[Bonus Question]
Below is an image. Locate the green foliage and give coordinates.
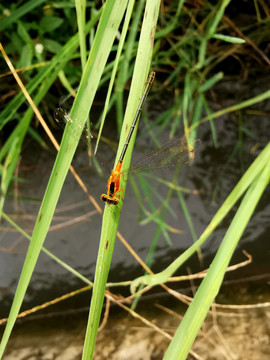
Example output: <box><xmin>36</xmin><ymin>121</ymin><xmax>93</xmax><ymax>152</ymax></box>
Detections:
<box><xmin>1</xmin><ymin>0</ymin><xmax>270</xmax><ymax>359</ymax></box>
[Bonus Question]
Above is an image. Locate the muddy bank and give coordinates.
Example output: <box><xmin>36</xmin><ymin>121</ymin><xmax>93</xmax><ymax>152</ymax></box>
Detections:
<box><xmin>3</xmin><ymin>289</ymin><xmax>270</xmax><ymax>360</ymax></box>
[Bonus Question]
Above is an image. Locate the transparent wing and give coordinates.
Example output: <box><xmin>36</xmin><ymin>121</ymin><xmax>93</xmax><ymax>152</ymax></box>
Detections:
<box><xmin>54</xmin><ymin>107</ymin><xmax>200</xmax><ymax>176</ymax></box>
<box><xmin>124</xmin><ymin>137</ymin><xmax>200</xmax><ymax>175</ymax></box>
<box><xmin>54</xmin><ymin>107</ymin><xmax>93</xmax><ymax>149</ymax></box>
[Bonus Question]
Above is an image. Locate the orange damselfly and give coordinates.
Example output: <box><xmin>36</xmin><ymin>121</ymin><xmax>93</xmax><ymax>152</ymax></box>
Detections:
<box><xmin>100</xmin><ymin>72</ymin><xmax>156</xmax><ymax>205</ymax></box>
<box><xmin>54</xmin><ymin>72</ymin><xmax>199</xmax><ymax>206</ymax></box>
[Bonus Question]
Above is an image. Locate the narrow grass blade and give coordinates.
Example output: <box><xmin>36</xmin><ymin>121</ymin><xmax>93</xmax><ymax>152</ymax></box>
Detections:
<box><xmin>94</xmin><ymin>0</ymin><xmax>136</xmax><ymax>154</ymax></box>
<box><xmin>1</xmin><ymin>212</ymin><xmax>93</xmax><ymax>286</ymax></box>
<box><xmin>0</xmin><ymin>0</ymin><xmax>46</xmax><ymax>32</ymax></box>
<box><xmin>130</xmin><ymin>143</ymin><xmax>270</xmax><ymax>293</ymax></box>
<box><xmin>163</xmin><ymin>157</ymin><xmax>270</xmax><ymax>360</ymax></box>
<box><xmin>0</xmin><ymin>137</ymin><xmax>20</xmax><ymax>217</ymax></box>
<box><xmin>75</xmin><ymin>0</ymin><xmax>87</xmax><ymax>70</ymax></box>
<box><xmin>82</xmin><ymin>2</ymin><xmax>161</xmax><ymax>358</ymax></box>
<box><xmin>190</xmin><ymin>89</ymin><xmax>270</xmax><ymax>132</ymax></box>
<box><xmin>0</xmin><ymin>1</ymin><xmax>126</xmax><ymax>357</ymax></box>
<box><xmin>0</xmin><ymin>11</ymin><xmax>102</xmax><ymax>130</ymax></box>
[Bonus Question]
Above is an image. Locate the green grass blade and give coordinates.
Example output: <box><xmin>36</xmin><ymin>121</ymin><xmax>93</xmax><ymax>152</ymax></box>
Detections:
<box><xmin>130</xmin><ymin>143</ymin><xmax>270</xmax><ymax>293</ymax></box>
<box><xmin>114</xmin><ymin>0</ymin><xmax>145</xmax><ymax>131</ymax></box>
<box><xmin>0</xmin><ymin>1</ymin><xmax>127</xmax><ymax>357</ymax></box>
<box><xmin>213</xmin><ymin>33</ymin><xmax>245</xmax><ymax>43</ymax></box>
<box><xmin>163</xmin><ymin>157</ymin><xmax>270</xmax><ymax>360</ymax></box>
<box><xmin>177</xmin><ymin>191</ymin><xmax>198</xmax><ymax>244</ymax></box>
<box><xmin>0</xmin><ymin>137</ymin><xmax>20</xmax><ymax>217</ymax></box>
<box><xmin>198</xmin><ymin>0</ymin><xmax>231</xmax><ymax>67</ymax></box>
<box><xmin>94</xmin><ymin>0</ymin><xmax>136</xmax><ymax>154</ymax></box>
<box><xmin>191</xmin><ymin>88</ymin><xmax>270</xmax><ymax>132</ymax></box>
<box><xmin>1</xmin><ymin>212</ymin><xmax>93</xmax><ymax>286</ymax></box>
<box><xmin>81</xmin><ymin>1</ymin><xmax>161</xmax><ymax>358</ymax></box>
<box><xmin>0</xmin><ymin>10</ymin><xmax>102</xmax><ymax>130</ymax></box>
<box><xmin>75</xmin><ymin>0</ymin><xmax>87</xmax><ymax>70</ymax></box>
<box><xmin>0</xmin><ymin>0</ymin><xmax>47</xmax><ymax>32</ymax></box>
<box><xmin>0</xmin><ymin>45</ymin><xmax>90</xmax><ymax>220</ymax></box>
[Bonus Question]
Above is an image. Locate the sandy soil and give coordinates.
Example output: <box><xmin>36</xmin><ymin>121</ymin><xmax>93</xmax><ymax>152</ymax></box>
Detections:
<box><xmin>2</xmin><ymin>298</ymin><xmax>270</xmax><ymax>360</ymax></box>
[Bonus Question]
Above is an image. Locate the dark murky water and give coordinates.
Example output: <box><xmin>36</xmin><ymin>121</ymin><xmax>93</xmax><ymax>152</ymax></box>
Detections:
<box><xmin>1</xmin><ymin>75</ymin><xmax>270</xmax><ymax>320</ymax></box>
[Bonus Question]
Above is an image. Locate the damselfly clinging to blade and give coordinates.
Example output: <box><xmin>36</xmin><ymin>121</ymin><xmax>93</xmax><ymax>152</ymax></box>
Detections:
<box><xmin>54</xmin><ymin>72</ymin><xmax>200</xmax><ymax>206</ymax></box>
<box><xmin>100</xmin><ymin>72</ymin><xmax>200</xmax><ymax>206</ymax></box>
<box><xmin>100</xmin><ymin>72</ymin><xmax>156</xmax><ymax>205</ymax></box>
